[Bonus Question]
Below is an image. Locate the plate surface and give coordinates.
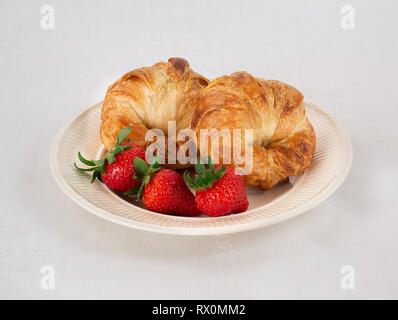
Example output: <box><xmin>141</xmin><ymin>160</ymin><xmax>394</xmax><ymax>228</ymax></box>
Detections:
<box><xmin>50</xmin><ymin>101</ymin><xmax>352</xmax><ymax>235</ymax></box>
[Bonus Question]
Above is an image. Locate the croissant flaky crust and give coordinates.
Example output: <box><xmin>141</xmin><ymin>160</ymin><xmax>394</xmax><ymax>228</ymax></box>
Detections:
<box><xmin>100</xmin><ymin>58</ymin><xmax>209</xmax><ymax>161</ymax></box>
<box><xmin>192</xmin><ymin>72</ymin><xmax>316</xmax><ymax>190</ymax></box>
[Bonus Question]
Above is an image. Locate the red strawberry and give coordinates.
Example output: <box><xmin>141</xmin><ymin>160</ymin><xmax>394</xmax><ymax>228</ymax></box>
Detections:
<box><xmin>74</xmin><ymin>126</ymin><xmax>147</xmax><ymax>192</ymax></box>
<box><xmin>101</xmin><ymin>145</ymin><xmax>146</xmax><ymax>191</ymax></box>
<box><xmin>141</xmin><ymin>169</ymin><xmax>200</xmax><ymax>216</ymax></box>
<box><xmin>184</xmin><ymin>159</ymin><xmax>249</xmax><ymax>216</ymax></box>
<box><xmin>123</xmin><ymin>155</ymin><xmax>199</xmax><ymax>216</ymax></box>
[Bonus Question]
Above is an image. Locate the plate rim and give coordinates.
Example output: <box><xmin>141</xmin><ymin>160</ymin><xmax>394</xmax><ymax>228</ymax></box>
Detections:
<box><xmin>50</xmin><ymin>100</ymin><xmax>353</xmax><ymax>236</ymax></box>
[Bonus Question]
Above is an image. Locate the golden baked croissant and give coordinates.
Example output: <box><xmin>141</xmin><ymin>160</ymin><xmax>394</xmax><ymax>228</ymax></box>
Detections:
<box><xmin>100</xmin><ymin>57</ymin><xmax>209</xmax><ymax>166</ymax></box>
<box><xmin>192</xmin><ymin>72</ymin><xmax>316</xmax><ymax>190</ymax></box>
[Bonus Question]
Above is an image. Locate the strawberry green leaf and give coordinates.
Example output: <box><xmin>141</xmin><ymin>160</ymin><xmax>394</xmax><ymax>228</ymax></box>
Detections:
<box><xmin>105</xmin><ymin>153</ymin><xmax>116</xmax><ymax>165</ymax></box>
<box><xmin>133</xmin><ymin>172</ymin><xmax>141</xmax><ymax>180</ymax></box>
<box><xmin>78</xmin><ymin>152</ymin><xmax>96</xmax><ymax>166</ymax></box>
<box><xmin>91</xmin><ymin>171</ymin><xmax>101</xmax><ymax>183</ymax></box>
<box><xmin>112</xmin><ymin>145</ymin><xmax>123</xmax><ymax>154</ymax></box>
<box><xmin>204</xmin><ymin>170</ymin><xmax>213</xmax><ymax>183</ymax></box>
<box><xmin>183</xmin><ymin>171</ymin><xmax>196</xmax><ymax>189</ymax></box>
<box><xmin>134</xmin><ymin>157</ymin><xmax>148</xmax><ymax>175</ymax></box>
<box><xmin>92</xmin><ymin>159</ymin><xmax>105</xmax><ymax>166</ymax></box>
<box><xmin>125</xmin><ymin>183</ymin><xmax>145</xmax><ymax>200</ymax></box>
<box><xmin>195</xmin><ymin>162</ymin><xmax>205</xmax><ymax>175</ymax></box>
<box><xmin>142</xmin><ymin>175</ymin><xmax>150</xmax><ymax>185</ymax></box>
<box><xmin>116</xmin><ymin>126</ymin><xmax>132</xmax><ymax>145</ymax></box>
<box><xmin>195</xmin><ymin>175</ymin><xmax>205</xmax><ymax>187</ymax></box>
<box><xmin>123</xmin><ymin>184</ymin><xmax>141</xmax><ymax>195</ymax></box>
<box><xmin>207</xmin><ymin>157</ymin><xmax>214</xmax><ymax>171</ymax></box>
<box><xmin>214</xmin><ymin>167</ymin><xmax>227</xmax><ymax>180</ymax></box>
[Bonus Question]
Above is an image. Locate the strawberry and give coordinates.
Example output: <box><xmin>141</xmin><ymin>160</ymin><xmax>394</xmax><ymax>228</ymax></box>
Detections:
<box><xmin>183</xmin><ymin>158</ymin><xmax>249</xmax><ymax>216</ymax></box>
<box><xmin>124</xmin><ymin>156</ymin><xmax>200</xmax><ymax>216</ymax></box>
<box><xmin>74</xmin><ymin>127</ymin><xmax>147</xmax><ymax>192</ymax></box>
<box><xmin>100</xmin><ymin>145</ymin><xmax>146</xmax><ymax>191</ymax></box>
<box><xmin>142</xmin><ymin>170</ymin><xmax>200</xmax><ymax>216</ymax></box>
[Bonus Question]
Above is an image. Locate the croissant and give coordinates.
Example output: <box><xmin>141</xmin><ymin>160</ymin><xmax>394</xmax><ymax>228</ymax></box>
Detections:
<box><xmin>191</xmin><ymin>72</ymin><xmax>316</xmax><ymax>190</ymax></box>
<box><xmin>100</xmin><ymin>57</ymin><xmax>209</xmax><ymax>167</ymax></box>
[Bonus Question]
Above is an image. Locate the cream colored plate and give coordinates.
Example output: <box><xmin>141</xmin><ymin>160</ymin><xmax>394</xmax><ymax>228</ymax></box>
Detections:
<box><xmin>50</xmin><ymin>101</ymin><xmax>352</xmax><ymax>235</ymax></box>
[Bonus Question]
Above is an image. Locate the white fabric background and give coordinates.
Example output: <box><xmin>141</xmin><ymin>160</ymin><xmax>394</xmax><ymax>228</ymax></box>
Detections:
<box><xmin>0</xmin><ymin>0</ymin><xmax>397</xmax><ymax>299</ymax></box>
